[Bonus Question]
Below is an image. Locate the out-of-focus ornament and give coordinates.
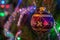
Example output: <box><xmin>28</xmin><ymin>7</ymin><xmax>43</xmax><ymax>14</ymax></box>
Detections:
<box><xmin>31</xmin><ymin>7</ymin><xmax>54</xmax><ymax>32</ymax></box>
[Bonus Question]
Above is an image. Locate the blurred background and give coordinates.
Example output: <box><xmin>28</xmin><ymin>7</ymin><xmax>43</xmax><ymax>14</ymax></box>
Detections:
<box><xmin>0</xmin><ymin>0</ymin><xmax>60</xmax><ymax>40</ymax></box>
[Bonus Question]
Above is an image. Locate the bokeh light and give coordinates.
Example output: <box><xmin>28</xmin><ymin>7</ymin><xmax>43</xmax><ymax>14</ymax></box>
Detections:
<box><xmin>1</xmin><ymin>5</ymin><xmax>5</xmax><ymax>8</ymax></box>
<box><xmin>6</xmin><ymin>4</ymin><xmax>10</xmax><ymax>8</ymax></box>
<box><xmin>1</xmin><ymin>0</ymin><xmax>5</xmax><ymax>4</ymax></box>
<box><xmin>0</xmin><ymin>12</ymin><xmax>5</xmax><ymax>17</ymax></box>
<box><xmin>17</xmin><ymin>37</ymin><xmax>21</xmax><ymax>40</ymax></box>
